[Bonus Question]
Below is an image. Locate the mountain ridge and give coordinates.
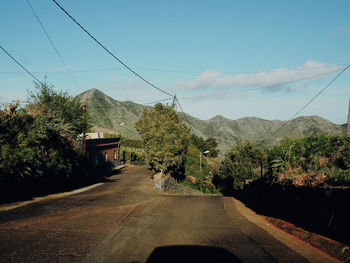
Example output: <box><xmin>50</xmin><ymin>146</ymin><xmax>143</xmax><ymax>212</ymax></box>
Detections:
<box><xmin>78</xmin><ymin>89</ymin><xmax>346</xmax><ymax>151</ymax></box>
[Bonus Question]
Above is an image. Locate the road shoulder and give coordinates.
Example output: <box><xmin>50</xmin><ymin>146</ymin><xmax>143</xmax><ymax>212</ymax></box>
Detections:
<box><xmin>0</xmin><ymin>165</ymin><xmax>128</xmax><ymax>212</ymax></box>
<box><xmin>223</xmin><ymin>196</ymin><xmax>341</xmax><ymax>263</ymax></box>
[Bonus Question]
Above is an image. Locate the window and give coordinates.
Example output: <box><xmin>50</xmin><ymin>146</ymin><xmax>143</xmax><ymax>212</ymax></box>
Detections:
<box><xmin>105</xmin><ymin>152</ymin><xmax>108</xmax><ymax>162</ymax></box>
<box><xmin>114</xmin><ymin>150</ymin><xmax>116</xmax><ymax>160</ymax></box>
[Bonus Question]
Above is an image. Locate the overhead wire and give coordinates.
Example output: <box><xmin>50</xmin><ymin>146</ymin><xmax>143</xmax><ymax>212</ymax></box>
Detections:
<box><xmin>26</xmin><ymin>0</ymin><xmax>80</xmax><ymax>89</ymax></box>
<box><xmin>257</xmin><ymin>64</ymin><xmax>350</xmax><ymax>147</ymax></box>
<box><xmin>140</xmin><ymin>67</ymin><xmax>345</xmax><ymax>103</ymax></box>
<box><xmin>84</xmin><ymin>97</ymin><xmax>173</xmax><ymax>105</ymax></box>
<box><xmin>270</xmin><ymin>64</ymin><xmax>350</xmax><ymax>137</ymax></box>
<box><xmin>51</xmin><ymin>0</ymin><xmax>174</xmax><ymax>98</ymax></box>
<box><xmin>141</xmin><ymin>98</ymin><xmax>173</xmax><ymax>105</ymax></box>
<box><xmin>0</xmin><ymin>45</ymin><xmax>42</xmax><ymax>84</ymax></box>
<box><xmin>174</xmin><ymin>65</ymin><xmax>348</xmax><ymax>141</ymax></box>
<box><xmin>175</xmin><ymin>97</ymin><xmax>198</xmax><ymax>136</ymax></box>
<box><xmin>178</xmin><ymin>67</ymin><xmax>345</xmax><ymax>101</ymax></box>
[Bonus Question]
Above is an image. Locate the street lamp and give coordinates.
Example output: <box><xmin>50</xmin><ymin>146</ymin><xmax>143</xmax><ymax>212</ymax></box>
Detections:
<box><xmin>200</xmin><ymin>150</ymin><xmax>210</xmax><ymax>173</ymax></box>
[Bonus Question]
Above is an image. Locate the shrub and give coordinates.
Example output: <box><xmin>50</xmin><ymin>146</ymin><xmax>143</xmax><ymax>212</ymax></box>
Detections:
<box><xmin>268</xmin><ymin>135</ymin><xmax>350</xmax><ymax>186</ymax></box>
<box><xmin>212</xmin><ymin>141</ymin><xmax>262</xmax><ymax>194</ymax></box>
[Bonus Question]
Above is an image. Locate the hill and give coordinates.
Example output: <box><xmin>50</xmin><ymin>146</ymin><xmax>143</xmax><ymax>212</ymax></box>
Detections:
<box><xmin>77</xmin><ymin>88</ymin><xmax>151</xmax><ymax>139</ymax></box>
<box><xmin>186</xmin><ymin>114</ymin><xmax>346</xmax><ymax>150</ymax></box>
<box><xmin>78</xmin><ymin>89</ymin><xmax>346</xmax><ymax>151</ymax></box>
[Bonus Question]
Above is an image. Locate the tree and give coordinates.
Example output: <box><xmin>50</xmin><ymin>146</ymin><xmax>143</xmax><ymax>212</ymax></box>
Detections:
<box><xmin>0</xmin><ymin>102</ymin><xmax>38</xmax><ymax>194</ymax></box>
<box><xmin>191</xmin><ymin>134</ymin><xmax>219</xmax><ymax>157</ymax></box>
<box><xmin>135</xmin><ymin>103</ymin><xmax>190</xmax><ymax>179</ymax></box>
<box><xmin>0</xmin><ymin>82</ymin><xmax>89</xmax><ymax>200</ymax></box>
<box><xmin>212</xmin><ymin>141</ymin><xmax>261</xmax><ymax>194</ymax></box>
<box><xmin>27</xmin><ymin>82</ymin><xmax>88</xmax><ymax>140</ymax></box>
<box><xmin>205</xmin><ymin>137</ymin><xmax>219</xmax><ymax>157</ymax></box>
<box><xmin>184</xmin><ymin>143</ymin><xmax>210</xmax><ymax>180</ymax></box>
<box><xmin>27</xmin><ymin>82</ymin><xmax>89</xmax><ymax>181</ymax></box>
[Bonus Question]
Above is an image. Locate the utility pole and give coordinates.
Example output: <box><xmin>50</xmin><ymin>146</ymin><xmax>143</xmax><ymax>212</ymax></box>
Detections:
<box><xmin>172</xmin><ymin>94</ymin><xmax>177</xmax><ymax>112</ymax></box>
<box><xmin>82</xmin><ymin>94</ymin><xmax>87</xmax><ymax>154</ymax></box>
<box><xmin>347</xmin><ymin>98</ymin><xmax>350</xmax><ymax>135</ymax></box>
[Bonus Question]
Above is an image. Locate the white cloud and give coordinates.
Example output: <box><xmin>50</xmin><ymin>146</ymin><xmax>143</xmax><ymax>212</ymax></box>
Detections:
<box><xmin>174</xmin><ymin>60</ymin><xmax>344</xmax><ymax>91</ymax></box>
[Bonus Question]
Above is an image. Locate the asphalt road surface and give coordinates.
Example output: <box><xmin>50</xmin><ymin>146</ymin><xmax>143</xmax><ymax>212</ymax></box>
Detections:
<box><xmin>0</xmin><ymin>166</ymin><xmax>338</xmax><ymax>263</ymax></box>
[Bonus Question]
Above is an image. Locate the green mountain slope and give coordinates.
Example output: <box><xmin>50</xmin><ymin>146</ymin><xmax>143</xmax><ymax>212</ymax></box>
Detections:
<box><xmin>186</xmin><ymin>114</ymin><xmax>345</xmax><ymax>151</ymax></box>
<box><xmin>77</xmin><ymin>88</ymin><xmax>150</xmax><ymax>138</ymax></box>
<box><xmin>78</xmin><ymin>89</ymin><xmax>346</xmax><ymax>151</ymax></box>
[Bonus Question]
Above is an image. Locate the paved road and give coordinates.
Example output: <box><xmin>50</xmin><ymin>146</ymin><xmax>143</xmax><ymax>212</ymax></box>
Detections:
<box><xmin>0</xmin><ymin>166</ymin><xmax>337</xmax><ymax>262</ymax></box>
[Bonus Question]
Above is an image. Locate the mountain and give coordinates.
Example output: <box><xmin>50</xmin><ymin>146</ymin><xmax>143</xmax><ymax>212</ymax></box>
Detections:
<box><xmin>78</xmin><ymin>89</ymin><xmax>346</xmax><ymax>151</ymax></box>
<box><xmin>186</xmin><ymin>114</ymin><xmax>346</xmax><ymax>150</ymax></box>
<box><xmin>77</xmin><ymin>88</ymin><xmax>151</xmax><ymax>139</ymax></box>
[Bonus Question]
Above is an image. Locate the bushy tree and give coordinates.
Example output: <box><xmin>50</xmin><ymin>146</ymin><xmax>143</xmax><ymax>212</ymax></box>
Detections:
<box><xmin>191</xmin><ymin>134</ymin><xmax>219</xmax><ymax>157</ymax></box>
<box><xmin>135</xmin><ymin>103</ymin><xmax>190</xmax><ymax>179</ymax></box>
<box><xmin>0</xmin><ymin>102</ymin><xmax>38</xmax><ymax>190</ymax></box>
<box><xmin>27</xmin><ymin>82</ymin><xmax>88</xmax><ymax>140</ymax></box>
<box><xmin>0</xmin><ymin>82</ymin><xmax>89</xmax><ymax>200</ymax></box>
<box><xmin>184</xmin><ymin>143</ymin><xmax>210</xmax><ymax>180</ymax></box>
<box><xmin>212</xmin><ymin>141</ymin><xmax>261</xmax><ymax>194</ymax></box>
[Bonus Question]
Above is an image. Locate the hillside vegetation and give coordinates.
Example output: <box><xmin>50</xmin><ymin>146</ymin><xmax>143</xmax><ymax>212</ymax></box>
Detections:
<box><xmin>268</xmin><ymin>135</ymin><xmax>350</xmax><ymax>186</ymax></box>
<box><xmin>77</xmin><ymin>88</ymin><xmax>150</xmax><ymax>139</ymax></box>
<box><xmin>78</xmin><ymin>89</ymin><xmax>345</xmax><ymax>151</ymax></box>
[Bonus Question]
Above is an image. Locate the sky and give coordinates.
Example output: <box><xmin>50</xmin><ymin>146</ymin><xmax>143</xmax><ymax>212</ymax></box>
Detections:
<box><xmin>1</xmin><ymin>0</ymin><xmax>349</xmax><ymax>124</ymax></box>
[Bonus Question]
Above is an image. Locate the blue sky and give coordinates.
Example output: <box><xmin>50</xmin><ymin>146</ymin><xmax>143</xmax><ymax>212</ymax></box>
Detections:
<box><xmin>1</xmin><ymin>0</ymin><xmax>349</xmax><ymax>124</ymax></box>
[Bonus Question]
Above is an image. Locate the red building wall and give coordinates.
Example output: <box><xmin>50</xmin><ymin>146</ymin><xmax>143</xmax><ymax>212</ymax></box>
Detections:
<box><xmin>85</xmin><ymin>137</ymin><xmax>120</xmax><ymax>166</ymax></box>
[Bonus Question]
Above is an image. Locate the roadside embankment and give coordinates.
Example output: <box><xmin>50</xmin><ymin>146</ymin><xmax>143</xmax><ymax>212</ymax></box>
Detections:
<box><xmin>0</xmin><ymin>165</ymin><xmax>127</xmax><ymax>212</ymax></box>
<box><xmin>152</xmin><ymin>173</ymin><xmax>211</xmax><ymax>195</ymax></box>
<box><xmin>236</xmin><ymin>180</ymin><xmax>350</xmax><ymax>261</ymax></box>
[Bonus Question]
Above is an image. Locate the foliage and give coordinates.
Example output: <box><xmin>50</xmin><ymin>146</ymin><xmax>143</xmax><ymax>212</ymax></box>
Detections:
<box><xmin>105</xmin><ymin>133</ymin><xmax>143</xmax><ymax>149</ymax></box>
<box><xmin>181</xmin><ymin>179</ymin><xmax>218</xmax><ymax>194</ymax></box>
<box><xmin>191</xmin><ymin>134</ymin><xmax>219</xmax><ymax>157</ymax></box>
<box><xmin>27</xmin><ymin>82</ymin><xmax>88</xmax><ymax>140</ymax></box>
<box><xmin>268</xmin><ymin>135</ymin><xmax>350</xmax><ymax>186</ymax></box>
<box><xmin>0</xmin><ymin>83</ymin><xmax>89</xmax><ymax>200</ymax></box>
<box><xmin>135</xmin><ymin>103</ymin><xmax>190</xmax><ymax>179</ymax></box>
<box><xmin>120</xmin><ymin>149</ymin><xmax>145</xmax><ymax>164</ymax></box>
<box><xmin>181</xmin><ymin>143</ymin><xmax>219</xmax><ymax>193</ymax></box>
<box><xmin>184</xmin><ymin>144</ymin><xmax>210</xmax><ymax>180</ymax></box>
<box><xmin>212</xmin><ymin>141</ymin><xmax>262</xmax><ymax>194</ymax></box>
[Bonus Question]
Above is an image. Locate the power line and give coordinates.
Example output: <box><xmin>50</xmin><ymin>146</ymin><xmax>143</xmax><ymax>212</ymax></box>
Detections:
<box><xmin>141</xmin><ymin>98</ymin><xmax>173</xmax><ymax>105</ymax></box>
<box><xmin>51</xmin><ymin>0</ymin><xmax>174</xmax><ymax>98</ymax></box>
<box><xmin>178</xmin><ymin>68</ymin><xmax>344</xmax><ymax>101</ymax></box>
<box><xmin>256</xmin><ymin>64</ymin><xmax>350</xmax><ymax>147</ymax></box>
<box><xmin>143</xmin><ymin>67</ymin><xmax>344</xmax><ymax>103</ymax></box>
<box><xmin>78</xmin><ymin>66</ymin><xmax>345</xmax><ymax>108</ymax></box>
<box><xmin>175</xmin><ymin>97</ymin><xmax>198</xmax><ymax>136</ymax></box>
<box><xmin>81</xmin><ymin>96</ymin><xmax>173</xmax><ymax>106</ymax></box>
<box><xmin>26</xmin><ymin>0</ymin><xmax>80</xmax><ymax>89</ymax></box>
<box><xmin>270</xmin><ymin>64</ymin><xmax>349</xmax><ymax>137</ymax></box>
<box><xmin>0</xmin><ymin>45</ymin><xmax>42</xmax><ymax>84</ymax></box>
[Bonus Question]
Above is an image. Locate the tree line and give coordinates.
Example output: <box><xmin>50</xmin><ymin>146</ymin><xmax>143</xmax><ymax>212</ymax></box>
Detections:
<box><xmin>135</xmin><ymin>103</ymin><xmax>349</xmax><ymax>194</ymax></box>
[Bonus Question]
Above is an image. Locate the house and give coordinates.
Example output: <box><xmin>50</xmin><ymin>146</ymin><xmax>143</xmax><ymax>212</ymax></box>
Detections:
<box><xmin>85</xmin><ymin>137</ymin><xmax>121</xmax><ymax>167</ymax></box>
